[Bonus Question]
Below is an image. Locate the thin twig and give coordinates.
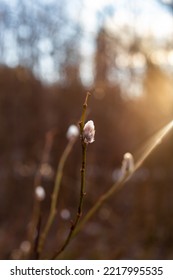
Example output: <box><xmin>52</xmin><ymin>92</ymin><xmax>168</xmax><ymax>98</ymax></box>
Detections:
<box><xmin>52</xmin><ymin>92</ymin><xmax>91</xmax><ymax>259</ymax></box>
<box><xmin>26</xmin><ymin>129</ymin><xmax>56</xmax><ymax>259</ymax></box>
<box><xmin>38</xmin><ymin>137</ymin><xmax>77</xmax><ymax>257</ymax></box>
<box><xmin>33</xmin><ymin>213</ymin><xmax>42</xmax><ymax>260</ymax></box>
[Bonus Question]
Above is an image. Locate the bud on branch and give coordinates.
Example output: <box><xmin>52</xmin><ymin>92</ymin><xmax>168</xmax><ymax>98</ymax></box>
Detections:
<box><xmin>83</xmin><ymin>120</ymin><xmax>95</xmax><ymax>144</ymax></box>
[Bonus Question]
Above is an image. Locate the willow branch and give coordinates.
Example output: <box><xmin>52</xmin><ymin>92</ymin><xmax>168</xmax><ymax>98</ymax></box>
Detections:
<box><xmin>38</xmin><ymin>138</ymin><xmax>77</xmax><ymax>257</ymax></box>
<box><xmin>26</xmin><ymin>129</ymin><xmax>55</xmax><ymax>259</ymax></box>
<box><xmin>51</xmin><ymin>92</ymin><xmax>90</xmax><ymax>259</ymax></box>
<box><xmin>73</xmin><ymin>120</ymin><xmax>173</xmax><ymax>237</ymax></box>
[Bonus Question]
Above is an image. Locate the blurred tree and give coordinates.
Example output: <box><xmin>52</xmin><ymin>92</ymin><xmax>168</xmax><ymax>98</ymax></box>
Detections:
<box><xmin>157</xmin><ymin>0</ymin><xmax>173</xmax><ymax>11</ymax></box>
<box><xmin>0</xmin><ymin>65</ymin><xmax>45</xmax><ymax>163</ymax></box>
<box><xmin>0</xmin><ymin>0</ymin><xmax>82</xmax><ymax>83</ymax></box>
<box><xmin>94</xmin><ymin>28</ymin><xmax>109</xmax><ymax>85</ymax></box>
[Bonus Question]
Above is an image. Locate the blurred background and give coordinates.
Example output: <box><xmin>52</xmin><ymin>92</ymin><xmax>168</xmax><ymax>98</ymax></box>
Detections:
<box><xmin>0</xmin><ymin>0</ymin><xmax>173</xmax><ymax>260</ymax></box>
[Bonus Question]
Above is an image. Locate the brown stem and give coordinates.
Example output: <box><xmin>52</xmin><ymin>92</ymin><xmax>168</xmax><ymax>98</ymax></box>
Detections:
<box><xmin>52</xmin><ymin>142</ymin><xmax>87</xmax><ymax>259</ymax></box>
<box><xmin>38</xmin><ymin>138</ymin><xmax>77</xmax><ymax>258</ymax></box>
<box><xmin>51</xmin><ymin>92</ymin><xmax>90</xmax><ymax>259</ymax></box>
<box><xmin>26</xmin><ymin>129</ymin><xmax>56</xmax><ymax>259</ymax></box>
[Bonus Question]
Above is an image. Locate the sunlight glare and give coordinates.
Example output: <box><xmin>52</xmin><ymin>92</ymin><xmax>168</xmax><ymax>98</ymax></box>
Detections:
<box><xmin>135</xmin><ymin>120</ymin><xmax>173</xmax><ymax>170</ymax></box>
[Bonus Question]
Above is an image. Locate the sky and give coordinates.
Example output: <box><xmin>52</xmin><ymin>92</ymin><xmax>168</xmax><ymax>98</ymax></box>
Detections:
<box><xmin>1</xmin><ymin>0</ymin><xmax>173</xmax><ymax>84</ymax></box>
<box><xmin>82</xmin><ymin>0</ymin><xmax>173</xmax><ymax>32</ymax></box>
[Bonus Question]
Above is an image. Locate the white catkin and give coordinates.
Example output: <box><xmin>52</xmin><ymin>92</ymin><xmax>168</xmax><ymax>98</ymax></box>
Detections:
<box><xmin>35</xmin><ymin>186</ymin><xmax>46</xmax><ymax>201</ymax></box>
<box><xmin>121</xmin><ymin>152</ymin><xmax>134</xmax><ymax>177</ymax></box>
<box><xmin>83</xmin><ymin>120</ymin><xmax>95</xmax><ymax>144</ymax></box>
<box><xmin>66</xmin><ymin>125</ymin><xmax>79</xmax><ymax>141</ymax></box>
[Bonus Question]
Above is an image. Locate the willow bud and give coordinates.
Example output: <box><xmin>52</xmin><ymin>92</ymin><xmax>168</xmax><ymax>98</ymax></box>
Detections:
<box><xmin>121</xmin><ymin>152</ymin><xmax>134</xmax><ymax>177</ymax></box>
<box><xmin>83</xmin><ymin>120</ymin><xmax>95</xmax><ymax>144</ymax></box>
<box><xmin>35</xmin><ymin>186</ymin><xmax>46</xmax><ymax>201</ymax></box>
<box><xmin>66</xmin><ymin>125</ymin><xmax>79</xmax><ymax>141</ymax></box>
